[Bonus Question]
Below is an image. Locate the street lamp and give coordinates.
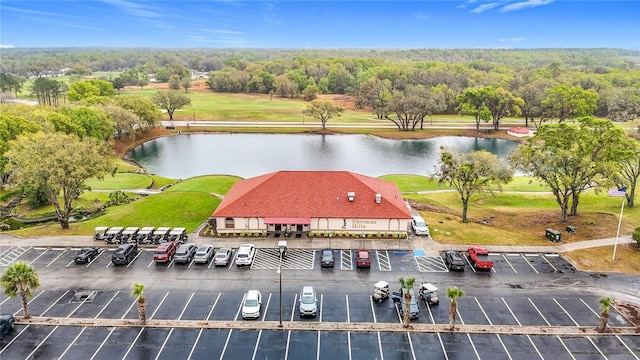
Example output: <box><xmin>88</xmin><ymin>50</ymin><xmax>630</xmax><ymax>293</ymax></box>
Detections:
<box><xmin>277</xmin><ymin>240</ymin><xmax>287</xmax><ymax>327</ymax></box>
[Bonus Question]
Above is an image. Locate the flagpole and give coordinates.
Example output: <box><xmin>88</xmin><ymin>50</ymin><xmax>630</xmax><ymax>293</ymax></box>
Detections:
<box><xmin>612</xmin><ymin>195</ymin><xmax>625</xmax><ymax>261</ymax></box>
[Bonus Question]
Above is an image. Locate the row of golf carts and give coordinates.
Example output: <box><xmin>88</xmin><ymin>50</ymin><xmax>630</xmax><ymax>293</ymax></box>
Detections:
<box><xmin>93</xmin><ymin>226</ymin><xmax>188</xmax><ymax>244</ymax></box>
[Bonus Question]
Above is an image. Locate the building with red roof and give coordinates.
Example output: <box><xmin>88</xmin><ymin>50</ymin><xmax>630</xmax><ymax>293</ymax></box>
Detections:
<box><xmin>507</xmin><ymin>126</ymin><xmax>534</xmax><ymax>137</ymax></box>
<box><xmin>211</xmin><ymin>171</ymin><xmax>412</xmax><ymax>236</ymax></box>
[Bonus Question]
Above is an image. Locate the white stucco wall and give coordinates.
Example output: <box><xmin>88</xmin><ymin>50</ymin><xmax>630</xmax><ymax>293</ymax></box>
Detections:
<box><xmin>213</xmin><ymin>216</ymin><xmax>409</xmax><ymax>234</ymax></box>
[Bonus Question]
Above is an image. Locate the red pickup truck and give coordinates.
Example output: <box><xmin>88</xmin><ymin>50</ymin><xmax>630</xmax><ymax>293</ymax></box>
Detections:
<box><xmin>467</xmin><ymin>246</ymin><xmax>494</xmax><ymax>270</ymax></box>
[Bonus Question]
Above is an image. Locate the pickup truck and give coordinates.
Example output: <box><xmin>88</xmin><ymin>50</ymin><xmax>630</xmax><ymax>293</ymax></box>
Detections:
<box><xmin>467</xmin><ymin>246</ymin><xmax>494</xmax><ymax>270</ymax></box>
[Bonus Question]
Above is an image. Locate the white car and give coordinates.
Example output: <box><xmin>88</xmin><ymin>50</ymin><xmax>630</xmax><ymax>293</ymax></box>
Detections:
<box><xmin>241</xmin><ymin>290</ymin><xmax>262</xmax><ymax>319</ymax></box>
<box><xmin>411</xmin><ymin>215</ymin><xmax>430</xmax><ymax>236</ymax></box>
<box><xmin>235</xmin><ymin>244</ymin><xmax>256</xmax><ymax>266</ymax></box>
<box><xmin>299</xmin><ymin>286</ymin><xmax>318</xmax><ymax>317</ymax></box>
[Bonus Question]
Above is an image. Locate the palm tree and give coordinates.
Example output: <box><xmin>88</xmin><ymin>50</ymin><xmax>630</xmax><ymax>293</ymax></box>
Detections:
<box><xmin>398</xmin><ymin>276</ymin><xmax>416</xmax><ymax>328</ymax></box>
<box><xmin>1</xmin><ymin>262</ymin><xmax>41</xmax><ymax>318</ymax></box>
<box><xmin>597</xmin><ymin>297</ymin><xmax>612</xmax><ymax>333</ymax></box>
<box><xmin>447</xmin><ymin>287</ymin><xmax>465</xmax><ymax>330</ymax></box>
<box><xmin>131</xmin><ymin>282</ymin><xmax>146</xmax><ymax>324</ymax></box>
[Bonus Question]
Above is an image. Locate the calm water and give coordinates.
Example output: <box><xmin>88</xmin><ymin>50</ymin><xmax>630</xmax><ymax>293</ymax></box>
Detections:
<box><xmin>126</xmin><ymin>134</ymin><xmax>519</xmax><ymax>179</ymax></box>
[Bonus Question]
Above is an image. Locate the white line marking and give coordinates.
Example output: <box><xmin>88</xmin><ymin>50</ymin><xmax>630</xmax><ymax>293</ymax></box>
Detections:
<box><xmin>40</xmin><ymin>290</ymin><xmax>70</xmax><ymax>316</ymax></box>
<box><xmin>24</xmin><ymin>326</ymin><xmax>59</xmax><ymax>359</ymax></box>
<box><xmin>467</xmin><ymin>333</ymin><xmax>481</xmax><ymax>360</ymax></box>
<box><xmin>542</xmin><ymin>254</ymin><xmax>559</xmax><ymax>272</ymax></box>
<box><xmin>150</xmin><ymin>292</ymin><xmax>170</xmax><ymax>319</ymax></box>
<box><xmin>0</xmin><ymin>325</ymin><xmax>31</xmax><ymax>355</ymax></box>
<box><xmin>284</xmin><ymin>329</ymin><xmax>292</xmax><ymax>360</ymax></box>
<box><xmin>437</xmin><ymin>333</ymin><xmax>449</xmax><ymax>360</ymax></box>
<box><xmin>263</xmin><ymin>293</ymin><xmax>272</xmax><ymax>321</ymax></box>
<box><xmin>66</xmin><ymin>258</ymin><xmax>76</xmax><ymax>267</ymax></box>
<box><xmin>502</xmin><ymin>254</ymin><xmax>518</xmax><ymax>273</ymax></box>
<box><xmin>220</xmin><ymin>294</ymin><xmax>246</xmax><ymax>360</ymax></box>
<box><xmin>616</xmin><ymin>335</ymin><xmax>640</xmax><ymax>360</ymax></box>
<box><xmin>377</xmin><ymin>331</ymin><xmax>385</xmax><ymax>360</ymax></box>
<box><xmin>370</xmin><ymin>294</ymin><xmax>377</xmax><ymax>323</ymax></box>
<box><xmin>147</xmin><ymin>259</ymin><xmax>155</xmax><ymax>268</ymax></box>
<box><xmin>464</xmin><ymin>254</ymin><xmax>476</xmax><ymax>273</ymax></box>
<box><xmin>47</xmin><ymin>249</ymin><xmax>67</xmax><ymax>267</ymax></box>
<box><xmin>290</xmin><ymin>293</ymin><xmax>297</xmax><ymax>321</ymax></box>
<box><xmin>528</xmin><ymin>298</ymin><xmax>551</xmax><ymax>326</ymax></box>
<box><xmin>527</xmin><ymin>335</ymin><xmax>545</xmax><ymax>360</ymax></box>
<box><xmin>251</xmin><ymin>329</ymin><xmax>262</xmax><ymax>360</ymax></box>
<box><xmin>86</xmin><ymin>249</ymin><xmax>104</xmax><ymax>267</ymax></box>
<box><xmin>522</xmin><ymin>254</ymin><xmax>539</xmax><ymax>274</ymax></box>
<box><xmin>59</xmin><ymin>327</ymin><xmax>87</xmax><ymax>359</ymax></box>
<box><xmin>12</xmin><ymin>290</ymin><xmax>46</xmax><ymax>316</ymax></box>
<box><xmin>67</xmin><ymin>291</ymin><xmax>95</xmax><ymax>317</ymax></box>
<box><xmin>319</xmin><ymin>294</ymin><xmax>323</xmax><ymax>322</ymax></box>
<box><xmin>126</xmin><ymin>250</ymin><xmax>143</xmax><ymax>268</ymax></box>
<box><xmin>121</xmin><ymin>328</ymin><xmax>145</xmax><ymax>360</ymax></box>
<box><xmin>556</xmin><ymin>336</ymin><xmax>577</xmax><ymax>360</ymax></box>
<box><xmin>580</xmin><ymin>298</ymin><xmax>600</xmax><ymax>318</ymax></box>
<box><xmin>90</xmin><ymin>328</ymin><xmax>116</xmax><ymax>360</ymax></box>
<box><xmin>187</xmin><ymin>293</ymin><xmax>221</xmax><ymax>360</ymax></box>
<box><xmin>95</xmin><ymin>291</ymin><xmax>120</xmax><ymax>318</ymax></box>
<box><xmin>346</xmin><ymin>294</ymin><xmax>350</xmax><ymax>322</ymax></box>
<box><xmin>406</xmin><ymin>333</ymin><xmax>416</xmax><ymax>360</ymax></box>
<box><xmin>501</xmin><ymin>297</ymin><xmax>521</xmax><ymax>325</ymax></box>
<box><xmin>553</xmin><ymin>298</ymin><xmax>580</xmax><ymax>326</ymax></box>
<box><xmin>586</xmin><ymin>336</ymin><xmax>607</xmax><ymax>359</ymax></box>
<box><xmin>178</xmin><ymin>293</ymin><xmax>195</xmax><ymax>319</ymax></box>
<box><xmin>474</xmin><ymin>297</ymin><xmax>493</xmax><ymax>325</ymax></box>
<box><xmin>496</xmin><ymin>335</ymin><xmax>513</xmax><ymax>360</ymax></box>
<box><xmin>347</xmin><ymin>331</ymin><xmax>352</xmax><ymax>360</ymax></box>
<box><xmin>316</xmin><ymin>331</ymin><xmax>321</xmax><ymax>360</ymax></box>
<box><xmin>29</xmin><ymin>249</ymin><xmax>49</xmax><ymax>265</ymax></box>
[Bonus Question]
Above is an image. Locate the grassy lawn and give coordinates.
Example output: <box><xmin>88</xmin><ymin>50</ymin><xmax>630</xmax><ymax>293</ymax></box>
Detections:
<box><xmin>85</xmin><ymin>173</ymin><xmax>153</xmax><ymax>190</ymax></box>
<box><xmin>165</xmin><ymin>175</ymin><xmax>242</xmax><ymax>194</ymax></box>
<box><xmin>565</xmin><ymin>244</ymin><xmax>640</xmax><ymax>275</ymax></box>
<box><xmin>379</xmin><ymin>174</ymin><xmax>445</xmax><ymax>193</ymax></box>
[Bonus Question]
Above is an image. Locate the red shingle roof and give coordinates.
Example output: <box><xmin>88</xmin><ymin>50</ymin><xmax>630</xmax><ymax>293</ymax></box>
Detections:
<box><xmin>213</xmin><ymin>171</ymin><xmax>411</xmax><ymax>219</ymax></box>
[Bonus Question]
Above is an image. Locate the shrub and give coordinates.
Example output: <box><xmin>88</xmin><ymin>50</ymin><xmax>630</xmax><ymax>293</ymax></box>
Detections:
<box><xmin>633</xmin><ymin>227</ymin><xmax>640</xmax><ymax>248</ymax></box>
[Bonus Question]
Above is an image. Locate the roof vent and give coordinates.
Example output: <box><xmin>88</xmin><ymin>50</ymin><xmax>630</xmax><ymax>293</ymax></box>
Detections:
<box><xmin>347</xmin><ymin>192</ymin><xmax>355</xmax><ymax>202</ymax></box>
<box><xmin>375</xmin><ymin>193</ymin><xmax>382</xmax><ymax>204</ymax></box>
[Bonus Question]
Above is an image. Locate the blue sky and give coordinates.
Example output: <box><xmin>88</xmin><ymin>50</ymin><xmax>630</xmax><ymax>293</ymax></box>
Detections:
<box><xmin>1</xmin><ymin>1</ymin><xmax>639</xmax><ymax>49</ymax></box>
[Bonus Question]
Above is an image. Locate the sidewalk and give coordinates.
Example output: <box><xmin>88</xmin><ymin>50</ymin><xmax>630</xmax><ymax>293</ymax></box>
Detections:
<box><xmin>0</xmin><ymin>232</ymin><xmax>632</xmax><ymax>255</ymax></box>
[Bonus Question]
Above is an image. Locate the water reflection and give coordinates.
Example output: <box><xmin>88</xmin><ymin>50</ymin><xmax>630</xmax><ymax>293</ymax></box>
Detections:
<box><xmin>126</xmin><ymin>134</ymin><xmax>520</xmax><ymax>179</ymax></box>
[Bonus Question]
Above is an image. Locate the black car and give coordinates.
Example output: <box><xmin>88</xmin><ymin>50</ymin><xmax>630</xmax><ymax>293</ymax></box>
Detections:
<box><xmin>112</xmin><ymin>243</ymin><xmax>138</xmax><ymax>265</ymax></box>
<box><xmin>74</xmin><ymin>247</ymin><xmax>100</xmax><ymax>264</ymax></box>
<box><xmin>0</xmin><ymin>314</ymin><xmax>14</xmax><ymax>338</ymax></box>
<box><xmin>444</xmin><ymin>251</ymin><xmax>465</xmax><ymax>271</ymax></box>
<box><xmin>321</xmin><ymin>249</ymin><xmax>334</xmax><ymax>268</ymax></box>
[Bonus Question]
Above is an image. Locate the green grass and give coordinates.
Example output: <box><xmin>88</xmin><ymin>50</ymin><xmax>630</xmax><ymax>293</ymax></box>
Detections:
<box><xmin>378</xmin><ymin>174</ymin><xmax>446</xmax><ymax>193</ymax></box>
<box><xmin>165</xmin><ymin>175</ymin><xmax>242</xmax><ymax>194</ymax></box>
<box><xmin>114</xmin><ymin>158</ymin><xmax>140</xmax><ymax>172</ymax></box>
<box><xmin>501</xmin><ymin>176</ymin><xmax>551</xmax><ymax>191</ymax></box>
<box><xmin>150</xmin><ymin>175</ymin><xmax>176</xmax><ymax>189</ymax></box>
<box><xmin>85</xmin><ymin>173</ymin><xmax>153</xmax><ymax>190</ymax></box>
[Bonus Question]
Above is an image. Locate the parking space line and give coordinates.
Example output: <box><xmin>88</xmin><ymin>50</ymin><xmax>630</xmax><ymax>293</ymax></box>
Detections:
<box><xmin>29</xmin><ymin>248</ymin><xmax>49</xmax><ymax>265</ymax></box>
<box><xmin>542</xmin><ymin>254</ymin><xmax>559</xmax><ymax>272</ymax></box>
<box><xmin>426</xmin><ymin>301</ymin><xmax>435</xmax><ymax>324</ymax></box>
<box><xmin>502</xmin><ymin>254</ymin><xmax>518</xmax><ymax>273</ymax></box>
<box><xmin>464</xmin><ymin>254</ymin><xmax>476</xmax><ymax>273</ymax></box>
<box><xmin>528</xmin><ymin>298</ymin><xmax>551</xmax><ymax>326</ymax></box>
<box><xmin>187</xmin><ymin>293</ymin><xmax>221</xmax><ymax>360</ymax></box>
<box><xmin>406</xmin><ymin>333</ymin><xmax>417</xmax><ymax>360</ymax></box>
<box><xmin>341</xmin><ymin>250</ymin><xmax>353</xmax><ymax>271</ymax></box>
<box><xmin>251</xmin><ymin>330</ymin><xmax>262</xmax><ymax>360</ymax></box>
<box><xmin>24</xmin><ymin>325</ymin><xmax>60</xmax><ymax>359</ymax></box>
<box><xmin>319</xmin><ymin>294</ymin><xmax>323</xmax><ymax>322</ymax></box>
<box><xmin>96</xmin><ymin>291</ymin><xmax>121</xmax><ymax>317</ymax></box>
<box><xmin>526</xmin><ymin>336</ymin><xmax>545</xmax><ymax>360</ymax></box>
<box><xmin>501</xmin><ymin>298</ymin><xmax>521</xmax><ymax>325</ymax></box>
<box><xmin>496</xmin><ymin>335</ymin><xmax>513</xmax><ymax>360</ymax></box>
<box><xmin>123</xmin><ymin>292</ymin><xmax>169</xmax><ymax>360</ymax></box>
<box><xmin>12</xmin><ymin>290</ymin><xmax>46</xmax><ymax>316</ymax></box>
<box><xmin>0</xmin><ymin>325</ymin><xmax>31</xmax><ymax>355</ymax></box>
<box><xmin>579</xmin><ymin>298</ymin><xmax>600</xmax><ymax>318</ymax></box>
<box><xmin>60</xmin><ymin>327</ymin><xmax>87</xmax><ymax>359</ymax></box>
<box><xmin>284</xmin><ymin>329</ymin><xmax>292</xmax><ymax>360</ymax></box>
<box><xmin>370</xmin><ymin>295</ymin><xmax>377</xmax><ymax>323</ymax></box>
<box><xmin>586</xmin><ymin>337</ymin><xmax>607</xmax><ymax>359</ymax></box>
<box><xmin>474</xmin><ymin>297</ymin><xmax>493</xmax><ymax>325</ymax></box>
<box><xmin>0</xmin><ymin>246</ymin><xmax>29</xmax><ymax>266</ymax></box>
<box><xmin>522</xmin><ymin>254</ymin><xmax>539</xmax><ymax>274</ymax></box>
<box><xmin>219</xmin><ymin>295</ymin><xmax>246</xmax><ymax>360</ymax></box>
<box><xmin>86</xmin><ymin>249</ymin><xmax>104</xmax><ymax>267</ymax></box>
<box><xmin>346</xmin><ymin>294</ymin><xmax>350</xmax><ymax>322</ymax></box>
<box><xmin>127</xmin><ymin>249</ymin><xmax>144</xmax><ymax>268</ymax></box>
<box><xmin>262</xmin><ymin>293</ymin><xmax>272</xmax><ymax>321</ymax></box>
<box><xmin>47</xmin><ymin>249</ymin><xmax>67</xmax><ymax>267</ymax></box>
<box><xmin>436</xmin><ymin>333</ymin><xmax>448</xmax><ymax>360</ymax></box>
<box><xmin>66</xmin><ymin>257</ymin><xmax>76</xmax><ymax>267</ymax></box>
<box><xmin>290</xmin><ymin>294</ymin><xmax>297</xmax><ymax>321</ymax></box>
<box><xmin>467</xmin><ymin>333</ymin><xmax>480</xmax><ymax>360</ymax></box>
<box><xmin>616</xmin><ymin>335</ymin><xmax>640</xmax><ymax>360</ymax></box>
<box><xmin>147</xmin><ymin>258</ymin><xmax>155</xmax><ymax>268</ymax></box>
<box><xmin>376</xmin><ymin>250</ymin><xmax>391</xmax><ymax>271</ymax></box>
<box><xmin>41</xmin><ymin>290</ymin><xmax>70</xmax><ymax>316</ymax></box>
<box><xmin>90</xmin><ymin>297</ymin><xmax>139</xmax><ymax>360</ymax></box>
<box><xmin>68</xmin><ymin>291</ymin><xmax>96</xmax><ymax>317</ymax></box>
<box><xmin>377</xmin><ymin>332</ymin><xmax>384</xmax><ymax>360</ymax></box>
<box><xmin>553</xmin><ymin>299</ymin><xmax>580</xmax><ymax>326</ymax></box>
<box><xmin>122</xmin><ymin>328</ymin><xmax>145</xmax><ymax>360</ymax></box>
<box><xmin>348</xmin><ymin>331</ymin><xmax>352</xmax><ymax>360</ymax></box>
<box><xmin>151</xmin><ymin>292</ymin><xmax>170</xmax><ymax>319</ymax></box>
<box><xmin>556</xmin><ymin>337</ymin><xmax>577</xmax><ymax>360</ymax></box>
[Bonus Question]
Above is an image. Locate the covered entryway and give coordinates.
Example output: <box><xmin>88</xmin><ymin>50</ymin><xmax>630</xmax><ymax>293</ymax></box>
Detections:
<box><xmin>264</xmin><ymin>217</ymin><xmax>310</xmax><ymax>237</ymax></box>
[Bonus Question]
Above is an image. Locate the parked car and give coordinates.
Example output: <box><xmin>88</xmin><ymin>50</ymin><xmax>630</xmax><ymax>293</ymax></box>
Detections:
<box><xmin>174</xmin><ymin>243</ymin><xmax>198</xmax><ymax>264</ymax></box>
<box><xmin>214</xmin><ymin>248</ymin><xmax>232</xmax><ymax>267</ymax></box>
<box><xmin>0</xmin><ymin>314</ymin><xmax>15</xmax><ymax>338</ymax></box>
<box><xmin>193</xmin><ymin>244</ymin><xmax>215</xmax><ymax>264</ymax></box>
<box><xmin>241</xmin><ymin>290</ymin><xmax>262</xmax><ymax>319</ymax></box>
<box><xmin>321</xmin><ymin>249</ymin><xmax>335</xmax><ymax>268</ymax></box>
<box><xmin>411</xmin><ymin>215</ymin><xmax>430</xmax><ymax>236</ymax></box>
<box><xmin>392</xmin><ymin>287</ymin><xmax>419</xmax><ymax>319</ymax></box>
<box><xmin>74</xmin><ymin>247</ymin><xmax>100</xmax><ymax>264</ymax></box>
<box><xmin>111</xmin><ymin>243</ymin><xmax>138</xmax><ymax>265</ymax></box>
<box><xmin>236</xmin><ymin>244</ymin><xmax>256</xmax><ymax>266</ymax></box>
<box><xmin>299</xmin><ymin>286</ymin><xmax>318</xmax><ymax>317</ymax></box>
<box><xmin>153</xmin><ymin>242</ymin><xmax>178</xmax><ymax>263</ymax></box>
<box><xmin>356</xmin><ymin>248</ymin><xmax>371</xmax><ymax>269</ymax></box>
<box><xmin>443</xmin><ymin>250</ymin><xmax>466</xmax><ymax>271</ymax></box>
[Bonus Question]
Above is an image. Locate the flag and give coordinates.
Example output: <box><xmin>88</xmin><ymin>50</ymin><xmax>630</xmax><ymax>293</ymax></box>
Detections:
<box><xmin>608</xmin><ymin>187</ymin><xmax>627</xmax><ymax>198</ymax></box>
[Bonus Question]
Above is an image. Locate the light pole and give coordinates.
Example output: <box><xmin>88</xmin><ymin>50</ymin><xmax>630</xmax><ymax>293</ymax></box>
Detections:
<box><xmin>609</xmin><ymin>186</ymin><xmax>627</xmax><ymax>261</ymax></box>
<box><xmin>277</xmin><ymin>240</ymin><xmax>287</xmax><ymax>327</ymax></box>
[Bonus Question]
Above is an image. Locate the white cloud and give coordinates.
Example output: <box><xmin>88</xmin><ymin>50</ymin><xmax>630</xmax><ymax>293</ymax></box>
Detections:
<box><xmin>0</xmin><ymin>44</ymin><xmax>16</xmax><ymax>48</ymax></box>
<box><xmin>413</xmin><ymin>12</ymin><xmax>431</xmax><ymax>20</ymax></box>
<box><xmin>500</xmin><ymin>0</ymin><xmax>554</xmax><ymax>12</ymax></box>
<box><xmin>499</xmin><ymin>37</ymin><xmax>526</xmax><ymax>42</ymax></box>
<box><xmin>470</xmin><ymin>2</ymin><xmax>502</xmax><ymax>13</ymax></box>
<box><xmin>100</xmin><ymin>0</ymin><xmax>161</xmax><ymax>19</ymax></box>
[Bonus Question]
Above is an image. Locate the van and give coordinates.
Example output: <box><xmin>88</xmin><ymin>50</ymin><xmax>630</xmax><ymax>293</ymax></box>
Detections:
<box><xmin>411</xmin><ymin>215</ymin><xmax>430</xmax><ymax>236</ymax></box>
<box><xmin>111</xmin><ymin>243</ymin><xmax>138</xmax><ymax>265</ymax></box>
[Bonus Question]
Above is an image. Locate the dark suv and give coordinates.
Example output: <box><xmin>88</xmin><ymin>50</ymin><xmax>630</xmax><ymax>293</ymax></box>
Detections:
<box><xmin>111</xmin><ymin>243</ymin><xmax>138</xmax><ymax>265</ymax></box>
<box><xmin>444</xmin><ymin>251</ymin><xmax>465</xmax><ymax>271</ymax></box>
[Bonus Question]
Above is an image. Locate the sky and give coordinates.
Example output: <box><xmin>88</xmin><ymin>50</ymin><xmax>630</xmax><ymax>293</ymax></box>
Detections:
<box><xmin>0</xmin><ymin>0</ymin><xmax>639</xmax><ymax>49</ymax></box>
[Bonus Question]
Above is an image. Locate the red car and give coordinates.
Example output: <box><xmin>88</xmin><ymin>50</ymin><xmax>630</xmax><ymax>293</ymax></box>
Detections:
<box><xmin>153</xmin><ymin>242</ymin><xmax>178</xmax><ymax>263</ymax></box>
<box><xmin>356</xmin><ymin>249</ymin><xmax>371</xmax><ymax>269</ymax></box>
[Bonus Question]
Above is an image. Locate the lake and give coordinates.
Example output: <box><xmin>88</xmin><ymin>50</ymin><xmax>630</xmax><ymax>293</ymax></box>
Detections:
<box><xmin>126</xmin><ymin>133</ymin><xmax>520</xmax><ymax>179</ymax></box>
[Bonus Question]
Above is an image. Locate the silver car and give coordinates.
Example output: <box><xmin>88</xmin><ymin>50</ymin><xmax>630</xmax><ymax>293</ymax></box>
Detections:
<box><xmin>193</xmin><ymin>244</ymin><xmax>215</xmax><ymax>264</ymax></box>
<box><xmin>299</xmin><ymin>286</ymin><xmax>318</xmax><ymax>317</ymax></box>
<box><xmin>214</xmin><ymin>248</ymin><xmax>232</xmax><ymax>266</ymax></box>
<box><xmin>174</xmin><ymin>243</ymin><xmax>198</xmax><ymax>264</ymax></box>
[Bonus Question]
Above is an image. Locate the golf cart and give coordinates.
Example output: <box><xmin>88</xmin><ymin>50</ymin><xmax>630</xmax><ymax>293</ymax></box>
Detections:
<box><xmin>371</xmin><ymin>280</ymin><xmax>390</xmax><ymax>303</ymax></box>
<box><xmin>121</xmin><ymin>227</ymin><xmax>139</xmax><ymax>243</ymax></box>
<box><xmin>169</xmin><ymin>227</ymin><xmax>188</xmax><ymax>243</ymax></box>
<box><xmin>93</xmin><ymin>226</ymin><xmax>108</xmax><ymax>241</ymax></box>
<box><xmin>418</xmin><ymin>282</ymin><xmax>439</xmax><ymax>305</ymax></box>
<box><xmin>137</xmin><ymin>227</ymin><xmax>155</xmax><ymax>244</ymax></box>
<box><xmin>154</xmin><ymin>227</ymin><xmax>171</xmax><ymax>243</ymax></box>
<box><xmin>105</xmin><ymin>226</ymin><xmax>124</xmax><ymax>244</ymax></box>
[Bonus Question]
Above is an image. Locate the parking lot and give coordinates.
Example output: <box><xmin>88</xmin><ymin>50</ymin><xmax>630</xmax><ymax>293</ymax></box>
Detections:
<box><xmin>0</xmin><ymin>245</ymin><xmax>578</xmax><ymax>276</ymax></box>
<box><xmin>1</xmin><ymin>286</ymin><xmax>638</xmax><ymax>360</ymax></box>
